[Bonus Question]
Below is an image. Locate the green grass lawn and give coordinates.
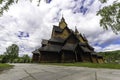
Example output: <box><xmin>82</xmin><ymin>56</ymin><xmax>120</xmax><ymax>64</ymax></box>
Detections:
<box><xmin>41</xmin><ymin>62</ymin><xmax>120</xmax><ymax>69</ymax></box>
<box><xmin>0</xmin><ymin>63</ymin><xmax>13</xmax><ymax>72</ymax></box>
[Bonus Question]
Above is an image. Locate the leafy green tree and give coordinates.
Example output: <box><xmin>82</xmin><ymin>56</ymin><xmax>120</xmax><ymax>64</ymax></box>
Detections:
<box><xmin>0</xmin><ymin>0</ymin><xmax>41</xmax><ymax>15</ymax></box>
<box><xmin>0</xmin><ymin>55</ymin><xmax>5</xmax><ymax>63</ymax></box>
<box><xmin>22</xmin><ymin>54</ymin><xmax>31</xmax><ymax>63</ymax></box>
<box><xmin>97</xmin><ymin>1</ymin><xmax>120</xmax><ymax>33</ymax></box>
<box><xmin>99</xmin><ymin>0</ymin><xmax>107</xmax><ymax>3</ymax></box>
<box><xmin>98</xmin><ymin>50</ymin><xmax>120</xmax><ymax>64</ymax></box>
<box><xmin>3</xmin><ymin>44</ymin><xmax>19</xmax><ymax>63</ymax></box>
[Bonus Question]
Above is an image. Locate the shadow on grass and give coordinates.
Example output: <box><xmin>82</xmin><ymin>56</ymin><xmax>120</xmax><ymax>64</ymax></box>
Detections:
<box><xmin>0</xmin><ymin>63</ymin><xmax>14</xmax><ymax>73</ymax></box>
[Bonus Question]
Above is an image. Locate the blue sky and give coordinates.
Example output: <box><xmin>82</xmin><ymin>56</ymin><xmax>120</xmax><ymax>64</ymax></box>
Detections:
<box><xmin>0</xmin><ymin>0</ymin><xmax>120</xmax><ymax>56</ymax></box>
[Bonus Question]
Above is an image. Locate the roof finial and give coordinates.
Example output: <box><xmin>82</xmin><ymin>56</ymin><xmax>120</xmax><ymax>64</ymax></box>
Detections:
<box><xmin>83</xmin><ymin>34</ymin><xmax>88</xmax><ymax>42</ymax></box>
<box><xmin>75</xmin><ymin>26</ymin><xmax>79</xmax><ymax>34</ymax></box>
<box><xmin>61</xmin><ymin>14</ymin><xmax>65</xmax><ymax>22</ymax></box>
<box><xmin>59</xmin><ymin>14</ymin><xmax>67</xmax><ymax>29</ymax></box>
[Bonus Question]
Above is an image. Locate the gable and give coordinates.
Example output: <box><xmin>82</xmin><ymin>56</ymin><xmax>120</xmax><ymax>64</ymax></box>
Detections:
<box><xmin>79</xmin><ymin>36</ymin><xmax>86</xmax><ymax>43</ymax></box>
<box><xmin>52</xmin><ymin>27</ymin><xmax>71</xmax><ymax>39</ymax></box>
<box><xmin>59</xmin><ymin>21</ymin><xmax>67</xmax><ymax>29</ymax></box>
<box><xmin>76</xmin><ymin>34</ymin><xmax>87</xmax><ymax>43</ymax></box>
<box><xmin>66</xmin><ymin>33</ymin><xmax>79</xmax><ymax>44</ymax></box>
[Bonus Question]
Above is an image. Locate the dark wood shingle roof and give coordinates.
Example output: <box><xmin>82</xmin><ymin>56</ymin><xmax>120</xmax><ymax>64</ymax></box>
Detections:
<box><xmin>39</xmin><ymin>45</ymin><xmax>62</xmax><ymax>52</ymax></box>
<box><xmin>62</xmin><ymin>43</ymin><xmax>77</xmax><ymax>51</ymax></box>
<box><xmin>41</xmin><ymin>39</ymin><xmax>48</xmax><ymax>45</ymax></box>
<box><xmin>79</xmin><ymin>42</ymin><xmax>87</xmax><ymax>46</ymax></box>
<box><xmin>49</xmin><ymin>37</ymin><xmax>65</xmax><ymax>43</ymax></box>
<box><xmin>81</xmin><ymin>46</ymin><xmax>92</xmax><ymax>53</ymax></box>
<box><xmin>32</xmin><ymin>49</ymin><xmax>40</xmax><ymax>54</ymax></box>
<box><xmin>53</xmin><ymin>25</ymin><xmax>63</xmax><ymax>33</ymax></box>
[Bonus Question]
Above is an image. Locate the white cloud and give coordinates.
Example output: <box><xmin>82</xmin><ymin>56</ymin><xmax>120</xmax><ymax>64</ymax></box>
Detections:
<box><xmin>0</xmin><ymin>0</ymin><xmax>120</xmax><ymax>56</ymax></box>
<box><xmin>94</xmin><ymin>44</ymin><xmax>120</xmax><ymax>52</ymax></box>
<box><xmin>93</xmin><ymin>46</ymin><xmax>103</xmax><ymax>52</ymax></box>
<box><xmin>103</xmin><ymin>44</ymin><xmax>120</xmax><ymax>51</ymax></box>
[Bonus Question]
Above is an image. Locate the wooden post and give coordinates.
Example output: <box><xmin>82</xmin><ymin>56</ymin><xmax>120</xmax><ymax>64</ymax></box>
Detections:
<box><xmin>38</xmin><ymin>53</ymin><xmax>41</xmax><ymax>63</ymax></box>
<box><xmin>61</xmin><ymin>52</ymin><xmax>64</xmax><ymax>63</ymax></box>
<box><xmin>74</xmin><ymin>51</ymin><xmax>78</xmax><ymax>62</ymax></box>
<box><xmin>89</xmin><ymin>53</ymin><xmax>93</xmax><ymax>63</ymax></box>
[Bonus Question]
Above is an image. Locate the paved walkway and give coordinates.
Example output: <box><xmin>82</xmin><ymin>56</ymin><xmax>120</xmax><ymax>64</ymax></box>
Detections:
<box><xmin>0</xmin><ymin>63</ymin><xmax>120</xmax><ymax>80</ymax></box>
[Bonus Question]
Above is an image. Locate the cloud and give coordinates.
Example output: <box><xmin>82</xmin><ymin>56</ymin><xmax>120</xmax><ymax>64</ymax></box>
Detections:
<box><xmin>103</xmin><ymin>44</ymin><xmax>120</xmax><ymax>51</ymax></box>
<box><xmin>46</xmin><ymin>0</ymin><xmax>52</xmax><ymax>3</ymax></box>
<box><xmin>16</xmin><ymin>31</ymin><xmax>29</xmax><ymax>39</ymax></box>
<box><xmin>94</xmin><ymin>44</ymin><xmax>120</xmax><ymax>52</ymax></box>
<box><xmin>72</xmin><ymin>0</ymin><xmax>96</xmax><ymax>15</ymax></box>
<box><xmin>0</xmin><ymin>0</ymin><xmax>120</xmax><ymax>56</ymax></box>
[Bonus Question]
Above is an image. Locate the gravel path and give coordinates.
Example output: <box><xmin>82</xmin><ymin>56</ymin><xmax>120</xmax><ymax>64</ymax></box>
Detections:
<box><xmin>0</xmin><ymin>63</ymin><xmax>120</xmax><ymax>80</ymax></box>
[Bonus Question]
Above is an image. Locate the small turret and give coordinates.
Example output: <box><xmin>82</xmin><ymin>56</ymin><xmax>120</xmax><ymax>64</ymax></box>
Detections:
<box><xmin>83</xmin><ymin>34</ymin><xmax>88</xmax><ymax>42</ymax></box>
<box><xmin>59</xmin><ymin>16</ymin><xmax>67</xmax><ymax>29</ymax></box>
<box><xmin>61</xmin><ymin>16</ymin><xmax>65</xmax><ymax>22</ymax></box>
<box><xmin>75</xmin><ymin>26</ymin><xmax>79</xmax><ymax>34</ymax></box>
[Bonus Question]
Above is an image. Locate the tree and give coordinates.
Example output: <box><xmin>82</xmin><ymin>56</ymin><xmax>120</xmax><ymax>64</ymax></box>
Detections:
<box><xmin>22</xmin><ymin>54</ymin><xmax>31</xmax><ymax>63</ymax></box>
<box><xmin>3</xmin><ymin>44</ymin><xmax>19</xmax><ymax>62</ymax></box>
<box><xmin>0</xmin><ymin>0</ymin><xmax>41</xmax><ymax>15</ymax></box>
<box><xmin>97</xmin><ymin>1</ymin><xmax>120</xmax><ymax>33</ymax></box>
<box><xmin>99</xmin><ymin>0</ymin><xmax>107</xmax><ymax>3</ymax></box>
<box><xmin>0</xmin><ymin>55</ymin><xmax>5</xmax><ymax>63</ymax></box>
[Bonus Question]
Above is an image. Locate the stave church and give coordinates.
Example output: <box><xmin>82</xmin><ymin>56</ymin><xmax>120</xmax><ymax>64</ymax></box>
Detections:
<box><xmin>32</xmin><ymin>17</ymin><xmax>104</xmax><ymax>63</ymax></box>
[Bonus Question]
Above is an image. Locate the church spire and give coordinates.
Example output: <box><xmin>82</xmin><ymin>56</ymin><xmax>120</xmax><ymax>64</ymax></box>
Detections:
<box><xmin>61</xmin><ymin>16</ymin><xmax>65</xmax><ymax>22</ymax></box>
<box><xmin>75</xmin><ymin>26</ymin><xmax>79</xmax><ymax>34</ymax></box>
<box><xmin>83</xmin><ymin>34</ymin><xmax>88</xmax><ymax>42</ymax></box>
<box><xmin>59</xmin><ymin>16</ymin><xmax>67</xmax><ymax>29</ymax></box>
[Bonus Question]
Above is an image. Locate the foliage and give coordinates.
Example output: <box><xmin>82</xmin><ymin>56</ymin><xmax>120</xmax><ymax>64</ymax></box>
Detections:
<box><xmin>0</xmin><ymin>55</ymin><xmax>4</xmax><ymax>63</ymax></box>
<box><xmin>0</xmin><ymin>0</ymin><xmax>41</xmax><ymax>15</ymax></box>
<box><xmin>42</xmin><ymin>62</ymin><xmax>120</xmax><ymax>69</ymax></box>
<box><xmin>21</xmin><ymin>54</ymin><xmax>31</xmax><ymax>63</ymax></box>
<box><xmin>99</xmin><ymin>0</ymin><xmax>107</xmax><ymax>3</ymax></box>
<box><xmin>0</xmin><ymin>54</ymin><xmax>31</xmax><ymax>63</ymax></box>
<box><xmin>97</xmin><ymin>1</ymin><xmax>120</xmax><ymax>33</ymax></box>
<box><xmin>0</xmin><ymin>43</ymin><xmax>31</xmax><ymax>63</ymax></box>
<box><xmin>0</xmin><ymin>0</ymin><xmax>14</xmax><ymax>15</ymax></box>
<box><xmin>14</xmin><ymin>54</ymin><xmax>32</xmax><ymax>63</ymax></box>
<box><xmin>98</xmin><ymin>50</ymin><xmax>120</xmax><ymax>64</ymax></box>
<box><xmin>1</xmin><ymin>44</ymin><xmax>19</xmax><ymax>63</ymax></box>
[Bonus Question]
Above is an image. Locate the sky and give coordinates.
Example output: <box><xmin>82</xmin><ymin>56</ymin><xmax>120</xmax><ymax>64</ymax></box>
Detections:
<box><xmin>0</xmin><ymin>0</ymin><xmax>120</xmax><ymax>56</ymax></box>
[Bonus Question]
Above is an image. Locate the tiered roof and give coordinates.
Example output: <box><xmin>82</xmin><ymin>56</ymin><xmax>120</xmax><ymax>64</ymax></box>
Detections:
<box><xmin>39</xmin><ymin>45</ymin><xmax>62</xmax><ymax>52</ymax></box>
<box><xmin>39</xmin><ymin>17</ymin><xmax>94</xmax><ymax>53</ymax></box>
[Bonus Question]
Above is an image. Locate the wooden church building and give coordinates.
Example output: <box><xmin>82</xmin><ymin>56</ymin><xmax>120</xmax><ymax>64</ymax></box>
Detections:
<box><xmin>32</xmin><ymin>17</ymin><xmax>104</xmax><ymax>63</ymax></box>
